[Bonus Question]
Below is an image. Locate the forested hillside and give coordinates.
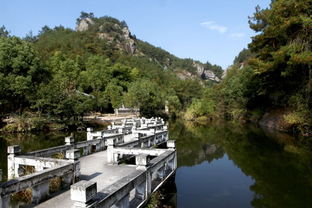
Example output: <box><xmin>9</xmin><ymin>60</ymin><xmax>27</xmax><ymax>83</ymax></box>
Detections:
<box><xmin>186</xmin><ymin>0</ymin><xmax>312</xmax><ymax>136</ymax></box>
<box><xmin>0</xmin><ymin>13</ymin><xmax>222</xmax><ymax>131</ymax></box>
<box><xmin>1</xmin><ymin>0</ymin><xmax>310</xmax><ymax>136</ymax></box>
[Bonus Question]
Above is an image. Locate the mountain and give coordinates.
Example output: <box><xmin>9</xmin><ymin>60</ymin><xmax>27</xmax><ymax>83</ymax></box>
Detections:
<box><xmin>75</xmin><ymin>13</ymin><xmax>223</xmax><ymax>82</ymax></box>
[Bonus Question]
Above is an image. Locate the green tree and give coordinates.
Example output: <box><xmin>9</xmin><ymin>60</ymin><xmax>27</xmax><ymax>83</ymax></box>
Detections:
<box><xmin>104</xmin><ymin>82</ymin><xmax>123</xmax><ymax>109</ymax></box>
<box><xmin>247</xmin><ymin>0</ymin><xmax>312</xmax><ymax>132</ymax></box>
<box><xmin>124</xmin><ymin>79</ymin><xmax>164</xmax><ymax>116</ymax></box>
<box><xmin>33</xmin><ymin>52</ymin><xmax>92</xmax><ymax>120</ymax></box>
<box><xmin>0</xmin><ymin>26</ymin><xmax>9</xmax><ymax>37</ymax></box>
<box><xmin>0</xmin><ymin>36</ymin><xmax>46</xmax><ymax>115</ymax></box>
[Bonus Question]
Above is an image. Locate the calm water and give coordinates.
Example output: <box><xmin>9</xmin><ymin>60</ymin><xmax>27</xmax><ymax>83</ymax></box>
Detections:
<box><xmin>166</xmin><ymin>121</ymin><xmax>312</xmax><ymax>208</ymax></box>
<box><xmin>1</xmin><ymin>121</ymin><xmax>312</xmax><ymax>208</ymax></box>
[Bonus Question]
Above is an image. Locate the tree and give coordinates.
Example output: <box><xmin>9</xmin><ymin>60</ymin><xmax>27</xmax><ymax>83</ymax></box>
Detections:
<box><xmin>76</xmin><ymin>11</ymin><xmax>95</xmax><ymax>24</ymax></box>
<box><xmin>33</xmin><ymin>52</ymin><xmax>93</xmax><ymax>119</ymax></box>
<box><xmin>246</xmin><ymin>0</ymin><xmax>312</xmax><ymax>132</ymax></box>
<box><xmin>104</xmin><ymin>82</ymin><xmax>123</xmax><ymax>109</ymax></box>
<box><xmin>124</xmin><ymin>79</ymin><xmax>164</xmax><ymax>116</ymax></box>
<box><xmin>24</xmin><ymin>31</ymin><xmax>37</xmax><ymax>42</ymax></box>
<box><xmin>233</xmin><ymin>48</ymin><xmax>254</xmax><ymax>65</ymax></box>
<box><xmin>0</xmin><ymin>36</ymin><xmax>46</xmax><ymax>114</ymax></box>
<box><xmin>248</xmin><ymin>0</ymin><xmax>312</xmax><ymax>100</ymax></box>
<box><xmin>0</xmin><ymin>26</ymin><xmax>9</xmax><ymax>37</ymax></box>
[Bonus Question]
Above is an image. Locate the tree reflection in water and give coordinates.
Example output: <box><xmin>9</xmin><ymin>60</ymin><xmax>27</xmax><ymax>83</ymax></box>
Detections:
<box><xmin>166</xmin><ymin>120</ymin><xmax>312</xmax><ymax>208</ymax></box>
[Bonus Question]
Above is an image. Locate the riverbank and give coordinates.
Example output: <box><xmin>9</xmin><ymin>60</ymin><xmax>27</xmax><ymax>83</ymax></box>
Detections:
<box><xmin>182</xmin><ymin>108</ymin><xmax>312</xmax><ymax>138</ymax></box>
<box><xmin>0</xmin><ymin>113</ymin><xmax>139</xmax><ymax>133</ymax></box>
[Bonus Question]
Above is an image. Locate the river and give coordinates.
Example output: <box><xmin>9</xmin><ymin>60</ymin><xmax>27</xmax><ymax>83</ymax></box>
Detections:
<box><xmin>164</xmin><ymin>121</ymin><xmax>312</xmax><ymax>208</ymax></box>
<box><xmin>1</xmin><ymin>121</ymin><xmax>312</xmax><ymax>208</ymax></box>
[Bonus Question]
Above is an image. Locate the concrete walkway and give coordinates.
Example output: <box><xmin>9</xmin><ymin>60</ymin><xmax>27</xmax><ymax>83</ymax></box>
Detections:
<box><xmin>36</xmin><ymin>150</ymin><xmax>137</xmax><ymax>208</ymax></box>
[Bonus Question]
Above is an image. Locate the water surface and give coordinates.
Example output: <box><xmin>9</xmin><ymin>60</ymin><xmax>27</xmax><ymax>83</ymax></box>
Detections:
<box><xmin>165</xmin><ymin>121</ymin><xmax>312</xmax><ymax>208</ymax></box>
<box><xmin>1</xmin><ymin>121</ymin><xmax>312</xmax><ymax>208</ymax></box>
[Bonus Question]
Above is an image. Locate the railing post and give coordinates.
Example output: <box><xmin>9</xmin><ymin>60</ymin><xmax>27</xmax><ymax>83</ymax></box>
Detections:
<box><xmin>151</xmin><ymin>136</ymin><xmax>156</xmax><ymax>146</ymax></box>
<box><xmin>71</xmin><ymin>180</ymin><xmax>97</xmax><ymax>208</ymax></box>
<box><xmin>95</xmin><ymin>142</ymin><xmax>101</xmax><ymax>152</ymax></box>
<box><xmin>74</xmin><ymin>161</ymin><xmax>81</xmax><ymax>183</ymax></box>
<box><xmin>107</xmin><ymin>139</ymin><xmax>115</xmax><ymax>164</ymax></box>
<box><xmin>87</xmin><ymin>127</ymin><xmax>94</xmax><ymax>141</ymax></box>
<box><xmin>147</xmin><ymin>136</ymin><xmax>151</xmax><ymax>147</ymax></box>
<box><xmin>146</xmin><ymin>170</ymin><xmax>152</xmax><ymax>198</ymax></box>
<box><xmin>167</xmin><ymin>140</ymin><xmax>176</xmax><ymax>150</ymax></box>
<box><xmin>66</xmin><ymin>149</ymin><xmax>81</xmax><ymax>182</ymax></box>
<box><xmin>7</xmin><ymin>145</ymin><xmax>21</xmax><ymax>180</ymax></box>
<box><xmin>132</xmin><ymin>125</ymin><xmax>136</xmax><ymax>132</ymax></box>
<box><xmin>65</xmin><ymin>135</ymin><xmax>74</xmax><ymax>145</ymax></box>
<box><xmin>167</xmin><ymin>140</ymin><xmax>177</xmax><ymax>169</ymax></box>
<box><xmin>118</xmin><ymin>128</ymin><xmax>123</xmax><ymax>134</ymax></box>
<box><xmin>82</xmin><ymin>146</ymin><xmax>89</xmax><ymax>156</ymax></box>
<box><xmin>136</xmin><ymin>154</ymin><xmax>149</xmax><ymax>170</ymax></box>
<box><xmin>135</xmin><ymin>181</ymin><xmax>147</xmax><ymax>201</ymax></box>
<box><xmin>66</xmin><ymin>149</ymin><xmax>80</xmax><ymax>162</ymax></box>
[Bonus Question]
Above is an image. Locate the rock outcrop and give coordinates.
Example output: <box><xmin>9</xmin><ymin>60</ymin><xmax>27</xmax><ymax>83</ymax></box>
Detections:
<box><xmin>76</xmin><ymin>18</ymin><xmax>136</xmax><ymax>54</ymax></box>
<box><xmin>121</xmin><ymin>27</ymin><xmax>136</xmax><ymax>54</ymax></box>
<box><xmin>76</xmin><ymin>18</ymin><xmax>94</xmax><ymax>32</ymax></box>
<box><xmin>259</xmin><ymin>109</ymin><xmax>293</xmax><ymax>132</ymax></box>
<box><xmin>76</xmin><ymin>17</ymin><xmax>221</xmax><ymax>82</ymax></box>
<box><xmin>193</xmin><ymin>62</ymin><xmax>220</xmax><ymax>82</ymax></box>
<box><xmin>176</xmin><ymin>70</ymin><xmax>197</xmax><ymax>80</ymax></box>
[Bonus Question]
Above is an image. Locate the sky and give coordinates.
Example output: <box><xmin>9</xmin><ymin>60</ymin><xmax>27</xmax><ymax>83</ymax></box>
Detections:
<box><xmin>1</xmin><ymin>0</ymin><xmax>271</xmax><ymax>69</ymax></box>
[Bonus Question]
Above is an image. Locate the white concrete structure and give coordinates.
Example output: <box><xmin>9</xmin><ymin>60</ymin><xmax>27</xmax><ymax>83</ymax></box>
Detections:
<box><xmin>0</xmin><ymin>117</ymin><xmax>175</xmax><ymax>208</ymax></box>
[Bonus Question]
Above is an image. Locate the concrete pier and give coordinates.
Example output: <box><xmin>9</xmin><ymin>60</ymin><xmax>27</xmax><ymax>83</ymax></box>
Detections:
<box><xmin>0</xmin><ymin>117</ymin><xmax>176</xmax><ymax>208</ymax></box>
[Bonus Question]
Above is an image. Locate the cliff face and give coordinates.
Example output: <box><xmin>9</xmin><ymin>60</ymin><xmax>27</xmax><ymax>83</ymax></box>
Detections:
<box><xmin>76</xmin><ymin>18</ymin><xmax>94</xmax><ymax>32</ymax></box>
<box><xmin>77</xmin><ymin>18</ymin><xmax>136</xmax><ymax>54</ymax></box>
<box><xmin>76</xmin><ymin>17</ymin><xmax>222</xmax><ymax>82</ymax></box>
<box><xmin>121</xmin><ymin>27</ymin><xmax>136</xmax><ymax>54</ymax></box>
<box><xmin>193</xmin><ymin>62</ymin><xmax>220</xmax><ymax>82</ymax></box>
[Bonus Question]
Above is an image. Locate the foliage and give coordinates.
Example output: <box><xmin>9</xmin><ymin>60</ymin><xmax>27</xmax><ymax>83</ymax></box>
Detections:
<box><xmin>184</xmin><ymin>88</ymin><xmax>216</xmax><ymax>120</ymax></box>
<box><xmin>233</xmin><ymin>48</ymin><xmax>254</xmax><ymax>65</ymax></box>
<box><xmin>186</xmin><ymin>0</ymin><xmax>312</xmax><ymax>135</ymax></box>
<box><xmin>49</xmin><ymin>177</ymin><xmax>62</xmax><ymax>193</ymax></box>
<box><xmin>146</xmin><ymin>191</ymin><xmax>164</xmax><ymax>208</ymax></box>
<box><xmin>0</xmin><ymin>26</ymin><xmax>9</xmax><ymax>37</ymax></box>
<box><xmin>246</xmin><ymin>0</ymin><xmax>312</xmax><ymax>132</ymax></box>
<box><xmin>0</xmin><ymin>36</ymin><xmax>47</xmax><ymax>115</ymax></box>
<box><xmin>11</xmin><ymin>188</ymin><xmax>32</xmax><ymax>204</ymax></box>
<box><xmin>204</xmin><ymin>61</ymin><xmax>224</xmax><ymax>78</ymax></box>
<box><xmin>124</xmin><ymin>79</ymin><xmax>164</xmax><ymax>116</ymax></box>
<box><xmin>0</xmin><ymin>12</ymin><xmax>222</xmax><ymax>130</ymax></box>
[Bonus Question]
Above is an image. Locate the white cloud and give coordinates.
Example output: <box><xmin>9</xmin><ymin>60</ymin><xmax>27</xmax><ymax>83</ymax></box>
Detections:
<box><xmin>200</xmin><ymin>21</ymin><xmax>228</xmax><ymax>34</ymax></box>
<box><xmin>229</xmin><ymin>32</ymin><xmax>245</xmax><ymax>39</ymax></box>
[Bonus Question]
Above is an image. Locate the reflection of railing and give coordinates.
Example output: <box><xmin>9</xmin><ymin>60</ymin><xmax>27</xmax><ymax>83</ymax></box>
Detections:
<box><xmin>71</xmin><ymin>141</ymin><xmax>177</xmax><ymax>208</ymax></box>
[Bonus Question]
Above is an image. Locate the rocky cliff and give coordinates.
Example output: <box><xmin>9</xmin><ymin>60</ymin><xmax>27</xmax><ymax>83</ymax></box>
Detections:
<box><xmin>76</xmin><ymin>16</ymin><xmax>222</xmax><ymax>82</ymax></box>
<box><xmin>193</xmin><ymin>62</ymin><xmax>220</xmax><ymax>82</ymax></box>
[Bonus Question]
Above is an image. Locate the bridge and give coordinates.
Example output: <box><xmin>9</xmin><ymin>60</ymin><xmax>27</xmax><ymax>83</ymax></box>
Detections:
<box><xmin>0</xmin><ymin>117</ymin><xmax>177</xmax><ymax>208</ymax></box>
